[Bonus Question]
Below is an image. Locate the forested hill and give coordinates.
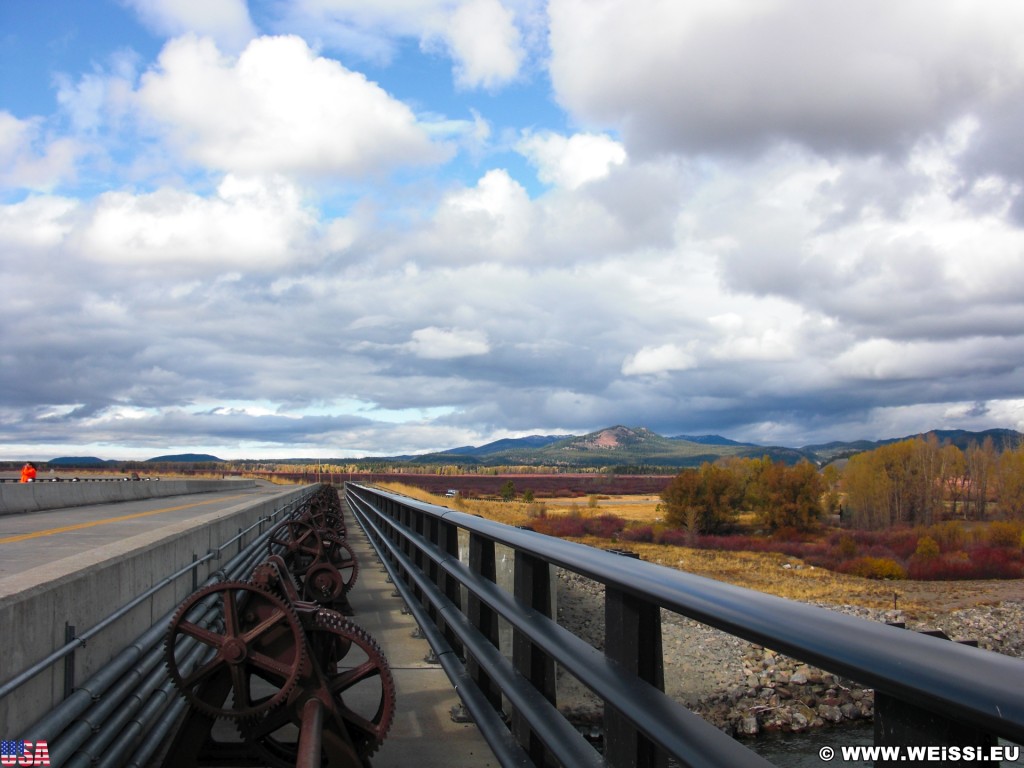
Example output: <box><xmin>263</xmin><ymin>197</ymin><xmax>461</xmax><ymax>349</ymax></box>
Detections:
<box><xmin>46</xmin><ymin>427</ymin><xmax>1020</xmax><ymax>471</ymax></box>
<box><xmin>377</xmin><ymin>425</ymin><xmax>1022</xmax><ymax>469</ymax></box>
<box><xmin>397</xmin><ymin>425</ymin><xmax>813</xmax><ymax>468</ymax></box>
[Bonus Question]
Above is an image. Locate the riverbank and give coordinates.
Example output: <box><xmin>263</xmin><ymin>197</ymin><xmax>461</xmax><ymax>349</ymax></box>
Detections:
<box><xmin>554</xmin><ymin>569</ymin><xmax>1024</xmax><ymax>737</ymax></box>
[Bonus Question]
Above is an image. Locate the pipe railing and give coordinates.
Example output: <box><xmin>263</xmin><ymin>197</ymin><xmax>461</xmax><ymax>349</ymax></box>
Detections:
<box><xmin>345</xmin><ymin>482</ymin><xmax>1024</xmax><ymax>768</ymax></box>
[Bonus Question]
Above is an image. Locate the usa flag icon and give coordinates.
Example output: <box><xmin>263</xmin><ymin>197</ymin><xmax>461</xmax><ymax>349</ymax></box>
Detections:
<box><xmin>0</xmin><ymin>741</ymin><xmax>24</xmax><ymax>761</ymax></box>
<box><xmin>0</xmin><ymin>742</ymin><xmax>23</xmax><ymax>757</ymax></box>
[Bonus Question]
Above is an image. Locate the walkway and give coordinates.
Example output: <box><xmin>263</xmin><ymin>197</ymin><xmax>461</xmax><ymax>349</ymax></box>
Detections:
<box><xmin>343</xmin><ymin>517</ymin><xmax>498</xmax><ymax>768</ymax></box>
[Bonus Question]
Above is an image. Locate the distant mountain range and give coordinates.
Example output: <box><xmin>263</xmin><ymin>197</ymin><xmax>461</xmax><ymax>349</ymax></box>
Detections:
<box><xmin>362</xmin><ymin>425</ymin><xmax>1023</xmax><ymax>469</ymax></box>
<box><xmin>47</xmin><ymin>427</ymin><xmax>1021</xmax><ymax>469</ymax></box>
<box><xmin>48</xmin><ymin>453</ymin><xmax>223</xmax><ymax>466</ymax></box>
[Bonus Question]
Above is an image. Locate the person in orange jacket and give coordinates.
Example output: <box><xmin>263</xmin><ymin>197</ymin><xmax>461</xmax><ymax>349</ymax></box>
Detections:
<box><xmin>20</xmin><ymin>462</ymin><xmax>37</xmax><ymax>482</ymax></box>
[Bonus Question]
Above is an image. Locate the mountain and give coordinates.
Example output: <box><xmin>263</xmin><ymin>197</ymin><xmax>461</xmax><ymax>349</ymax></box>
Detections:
<box><xmin>397</xmin><ymin>426</ymin><xmax>814</xmax><ymax>469</ymax></box>
<box><xmin>145</xmin><ymin>453</ymin><xmax>224</xmax><ymax>463</ymax></box>
<box><xmin>441</xmin><ymin>435</ymin><xmax>565</xmax><ymax>457</ymax></box>
<box><xmin>801</xmin><ymin>428</ymin><xmax>1023</xmax><ymax>463</ymax></box>
<box><xmin>47</xmin><ymin>427</ymin><xmax>1021</xmax><ymax>471</ymax></box>
<box><xmin>48</xmin><ymin>456</ymin><xmax>112</xmax><ymax>466</ymax></box>
<box><xmin>670</xmin><ymin>434</ymin><xmax>758</xmax><ymax>447</ymax></box>
<box><xmin>375</xmin><ymin>425</ymin><xmax>1023</xmax><ymax>470</ymax></box>
<box><xmin>914</xmin><ymin>428</ymin><xmax>1021</xmax><ymax>452</ymax></box>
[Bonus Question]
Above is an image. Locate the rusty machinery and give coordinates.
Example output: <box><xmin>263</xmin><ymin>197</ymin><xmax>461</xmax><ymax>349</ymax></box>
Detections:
<box><xmin>162</xmin><ymin>485</ymin><xmax>394</xmax><ymax>768</ymax></box>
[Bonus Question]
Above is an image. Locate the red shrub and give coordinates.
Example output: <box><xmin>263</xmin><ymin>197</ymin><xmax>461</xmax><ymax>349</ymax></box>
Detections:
<box><xmin>584</xmin><ymin>514</ymin><xmax>627</xmax><ymax>538</ymax></box>
<box><xmin>657</xmin><ymin>528</ymin><xmax>693</xmax><ymax>547</ymax></box>
<box><xmin>907</xmin><ymin>553</ymin><xmax>975</xmax><ymax>580</ymax></box>
<box><xmin>771</xmin><ymin>526</ymin><xmax>811</xmax><ymax>543</ymax></box>
<box><xmin>964</xmin><ymin>547</ymin><xmax>1023</xmax><ymax>579</ymax></box>
<box><xmin>620</xmin><ymin>525</ymin><xmax>654</xmax><ymax>543</ymax></box>
<box><xmin>530</xmin><ymin>516</ymin><xmax>587</xmax><ymax>538</ymax></box>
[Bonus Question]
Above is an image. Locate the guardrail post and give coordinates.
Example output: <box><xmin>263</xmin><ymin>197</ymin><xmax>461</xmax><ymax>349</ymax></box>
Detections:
<box><xmin>63</xmin><ymin>624</ymin><xmax>76</xmax><ymax>698</ymax></box>
<box><xmin>468</xmin><ymin>533</ymin><xmax>502</xmax><ymax>711</ymax></box>
<box><xmin>437</xmin><ymin>518</ymin><xmax>464</xmax><ymax>657</ymax></box>
<box><xmin>512</xmin><ymin>551</ymin><xmax>556</xmax><ymax>765</ymax></box>
<box><xmin>604</xmin><ymin>586</ymin><xmax>666</xmax><ymax>768</ymax></box>
<box><xmin>874</xmin><ymin>628</ymin><xmax>998</xmax><ymax>766</ymax></box>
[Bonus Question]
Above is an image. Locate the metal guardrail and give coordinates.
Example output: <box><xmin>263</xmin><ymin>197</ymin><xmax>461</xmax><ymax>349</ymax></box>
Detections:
<box><xmin>3</xmin><ymin>485</ymin><xmax>320</xmax><ymax>766</ymax></box>
<box><xmin>345</xmin><ymin>482</ymin><xmax>1024</xmax><ymax>768</ymax></box>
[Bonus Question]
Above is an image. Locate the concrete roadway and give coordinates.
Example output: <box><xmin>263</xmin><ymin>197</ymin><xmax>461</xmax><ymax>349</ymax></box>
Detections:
<box><xmin>0</xmin><ymin>481</ymin><xmax>284</xmax><ymax>589</ymax></box>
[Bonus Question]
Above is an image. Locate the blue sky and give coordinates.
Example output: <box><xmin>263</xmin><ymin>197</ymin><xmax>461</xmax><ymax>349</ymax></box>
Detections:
<box><xmin>3</xmin><ymin>0</ymin><xmax>1024</xmax><ymax>461</ymax></box>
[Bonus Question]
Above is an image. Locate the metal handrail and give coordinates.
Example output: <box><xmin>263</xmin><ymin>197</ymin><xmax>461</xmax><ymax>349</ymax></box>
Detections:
<box><xmin>345</xmin><ymin>482</ymin><xmax>1024</xmax><ymax>768</ymax></box>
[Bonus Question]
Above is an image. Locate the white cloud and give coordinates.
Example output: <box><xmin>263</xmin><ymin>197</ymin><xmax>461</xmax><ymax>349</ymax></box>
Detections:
<box><xmin>122</xmin><ymin>0</ymin><xmax>258</xmax><ymax>53</ymax></box>
<box><xmin>622</xmin><ymin>343</ymin><xmax>696</xmax><ymax>376</ymax></box>
<box><xmin>272</xmin><ymin>0</ymin><xmax>536</xmax><ymax>88</ymax></box>
<box><xmin>0</xmin><ymin>195</ymin><xmax>79</xmax><ymax>251</ymax></box>
<box><xmin>7</xmin><ymin>0</ymin><xmax>1024</xmax><ymax>461</ymax></box>
<box><xmin>407</xmin><ymin>326</ymin><xmax>491</xmax><ymax>358</ymax></box>
<box><xmin>136</xmin><ymin>34</ymin><xmax>449</xmax><ymax>176</ymax></box>
<box><xmin>77</xmin><ymin>174</ymin><xmax>322</xmax><ymax>272</ymax></box>
<box><xmin>831</xmin><ymin>337</ymin><xmax>1018</xmax><ymax>381</ymax></box>
<box><xmin>445</xmin><ymin>0</ymin><xmax>525</xmax><ymax>89</ymax></box>
<box><xmin>429</xmin><ymin>168</ymin><xmax>534</xmax><ymax>258</ymax></box>
<box><xmin>548</xmin><ymin>0</ymin><xmax>1024</xmax><ymax>157</ymax></box>
<box><xmin>0</xmin><ymin>112</ymin><xmax>82</xmax><ymax>190</ymax></box>
<box><xmin>517</xmin><ymin>131</ymin><xmax>626</xmax><ymax>189</ymax></box>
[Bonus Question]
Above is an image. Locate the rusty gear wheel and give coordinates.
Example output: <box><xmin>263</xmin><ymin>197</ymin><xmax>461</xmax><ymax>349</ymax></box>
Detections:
<box><xmin>165</xmin><ymin>581</ymin><xmax>307</xmax><ymax>720</ymax></box>
<box><xmin>305</xmin><ymin>500</ymin><xmax>345</xmax><ymax>538</ymax></box>
<box><xmin>323</xmin><ymin>534</ymin><xmax>359</xmax><ymax>594</ymax></box>
<box><xmin>241</xmin><ymin>609</ymin><xmax>397</xmax><ymax>766</ymax></box>
<box><xmin>303</xmin><ymin>561</ymin><xmax>345</xmax><ymax>602</ymax></box>
<box><xmin>267</xmin><ymin>519</ymin><xmax>324</xmax><ymax>576</ymax></box>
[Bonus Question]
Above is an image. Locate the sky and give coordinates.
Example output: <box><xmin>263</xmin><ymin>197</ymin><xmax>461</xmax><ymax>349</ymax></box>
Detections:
<box><xmin>2</xmin><ymin>0</ymin><xmax>1024</xmax><ymax>462</ymax></box>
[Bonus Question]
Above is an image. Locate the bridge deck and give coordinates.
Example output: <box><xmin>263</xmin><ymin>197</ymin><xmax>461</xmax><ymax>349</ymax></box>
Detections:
<box><xmin>344</xmin><ymin>518</ymin><xmax>498</xmax><ymax>768</ymax></box>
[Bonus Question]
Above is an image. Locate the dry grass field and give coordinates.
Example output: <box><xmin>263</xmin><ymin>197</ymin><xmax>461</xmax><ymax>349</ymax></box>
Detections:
<box><xmin>374</xmin><ymin>483</ymin><xmax>1022</xmax><ymax>619</ymax></box>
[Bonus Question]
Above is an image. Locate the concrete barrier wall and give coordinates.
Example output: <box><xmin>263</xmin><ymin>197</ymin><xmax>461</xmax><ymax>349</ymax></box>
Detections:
<box><xmin>0</xmin><ymin>484</ymin><xmax>315</xmax><ymax>736</ymax></box>
<box><xmin>0</xmin><ymin>478</ymin><xmax>256</xmax><ymax>515</ymax></box>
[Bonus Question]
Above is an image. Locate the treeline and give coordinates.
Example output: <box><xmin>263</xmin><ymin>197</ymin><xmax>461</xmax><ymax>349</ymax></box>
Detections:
<box><xmin>661</xmin><ymin>456</ymin><xmax>830</xmax><ymax>535</ymax></box>
<box><xmin>660</xmin><ymin>435</ymin><xmax>1024</xmax><ymax>534</ymax></box>
<box><xmin>843</xmin><ymin>435</ymin><xmax>1024</xmax><ymax>529</ymax></box>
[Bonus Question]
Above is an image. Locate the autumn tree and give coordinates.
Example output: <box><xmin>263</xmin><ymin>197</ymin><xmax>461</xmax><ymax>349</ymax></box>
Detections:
<box><xmin>661</xmin><ymin>462</ymin><xmax>740</xmax><ymax>535</ymax></box>
<box><xmin>995</xmin><ymin>445</ymin><xmax>1024</xmax><ymax>519</ymax></box>
<box><xmin>939</xmin><ymin>443</ymin><xmax>968</xmax><ymax>519</ymax></box>
<box><xmin>746</xmin><ymin>459</ymin><xmax>825</xmax><ymax>532</ymax></box>
<box><xmin>843</xmin><ymin>448</ymin><xmax>893</xmax><ymax>529</ymax></box>
<box><xmin>821</xmin><ymin>463</ymin><xmax>842</xmax><ymax>517</ymax></box>
<box><xmin>843</xmin><ymin>438</ymin><xmax>944</xmax><ymax>529</ymax></box>
<box><xmin>965</xmin><ymin>438</ymin><xmax>996</xmax><ymax>520</ymax></box>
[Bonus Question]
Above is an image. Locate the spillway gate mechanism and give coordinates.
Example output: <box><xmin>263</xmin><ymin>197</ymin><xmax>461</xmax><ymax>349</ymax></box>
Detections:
<box><xmin>161</xmin><ymin>485</ymin><xmax>395</xmax><ymax>768</ymax></box>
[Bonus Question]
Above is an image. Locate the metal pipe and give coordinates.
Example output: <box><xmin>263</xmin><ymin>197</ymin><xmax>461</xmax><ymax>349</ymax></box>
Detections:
<box><xmin>59</xmin><ymin>612</ymin><xmax>218</xmax><ymax>768</ymax></box>
<box><xmin>44</xmin><ymin>599</ymin><xmax>221</xmax><ymax>765</ymax></box>
<box><xmin>94</xmin><ymin>664</ymin><xmax>203</xmax><ymax>768</ymax></box>
<box><xmin>123</xmin><ymin>696</ymin><xmax>188</xmax><ymax>768</ymax></box>
<box><xmin>296</xmin><ymin>697</ymin><xmax>325</xmax><ymax>768</ymax></box>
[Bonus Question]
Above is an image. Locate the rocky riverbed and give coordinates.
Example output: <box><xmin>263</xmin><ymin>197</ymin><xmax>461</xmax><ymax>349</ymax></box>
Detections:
<box><xmin>554</xmin><ymin>569</ymin><xmax>1024</xmax><ymax>738</ymax></box>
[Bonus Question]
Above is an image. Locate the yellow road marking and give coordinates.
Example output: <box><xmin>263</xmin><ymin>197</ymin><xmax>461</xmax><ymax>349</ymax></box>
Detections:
<box><xmin>0</xmin><ymin>494</ymin><xmax>253</xmax><ymax>544</ymax></box>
